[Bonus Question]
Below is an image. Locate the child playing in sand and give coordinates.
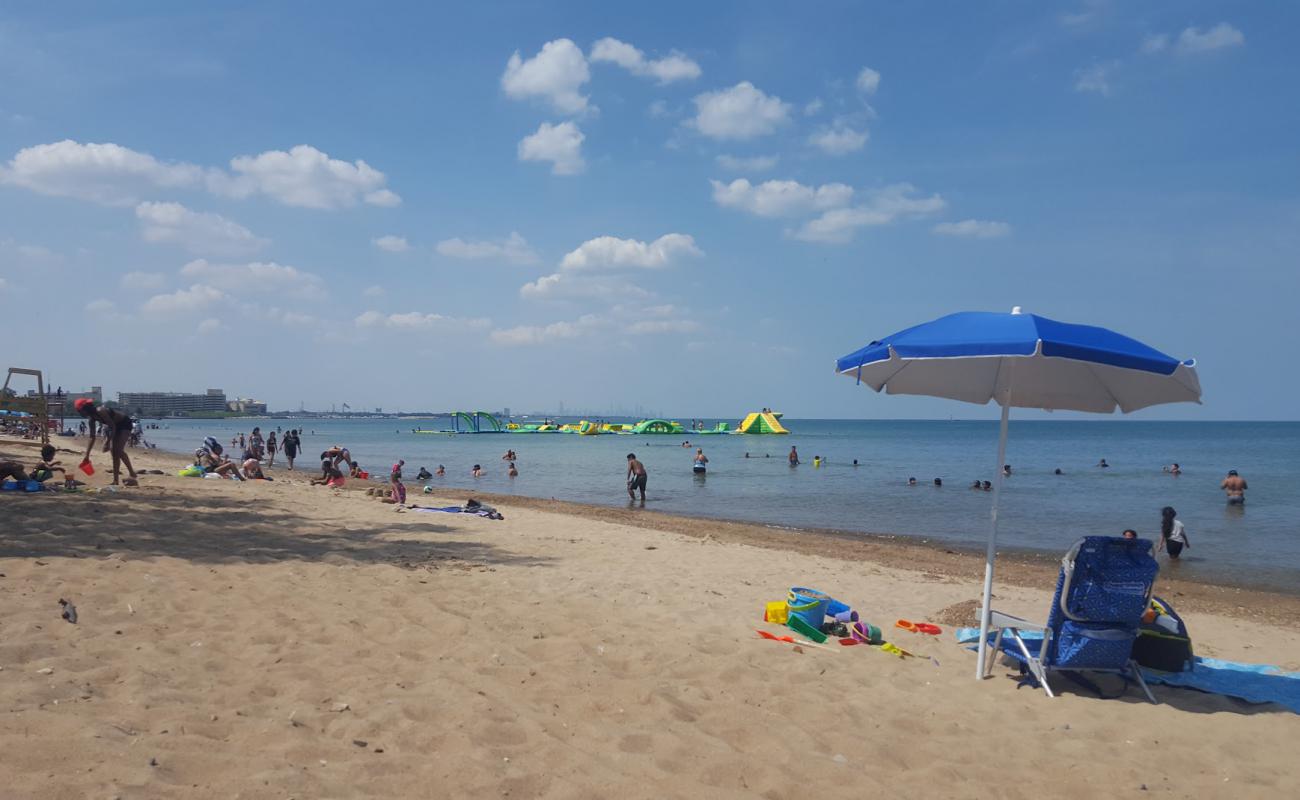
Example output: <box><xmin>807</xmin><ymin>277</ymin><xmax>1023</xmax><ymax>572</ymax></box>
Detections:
<box><xmin>311</xmin><ymin>459</ymin><xmax>345</xmax><ymax>487</ymax></box>
<box><xmin>31</xmin><ymin>444</ymin><xmax>66</xmax><ymax>484</ymax></box>
<box><xmin>390</xmin><ymin>460</ymin><xmax>406</xmax><ymax>505</ymax></box>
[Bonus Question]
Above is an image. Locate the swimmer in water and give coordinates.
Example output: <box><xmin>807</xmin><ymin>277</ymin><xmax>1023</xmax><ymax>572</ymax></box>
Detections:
<box><xmin>693</xmin><ymin>448</ymin><xmax>708</xmax><ymax>474</ymax></box>
<box><xmin>1221</xmin><ymin>469</ymin><xmax>1246</xmax><ymax>505</ymax></box>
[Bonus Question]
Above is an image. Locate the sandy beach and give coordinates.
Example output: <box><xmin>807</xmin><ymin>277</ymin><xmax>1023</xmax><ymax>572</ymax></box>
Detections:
<box><xmin>3</xmin><ymin>435</ymin><xmax>1298</xmax><ymax>799</ymax></box>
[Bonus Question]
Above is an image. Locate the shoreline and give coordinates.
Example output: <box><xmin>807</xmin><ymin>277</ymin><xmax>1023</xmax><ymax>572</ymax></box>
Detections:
<box><xmin>10</xmin><ymin>434</ymin><xmax>1300</xmax><ymax>628</ymax></box>
<box><xmin>4</xmin><ymin>433</ymin><xmax>1300</xmax><ymax>797</ymax></box>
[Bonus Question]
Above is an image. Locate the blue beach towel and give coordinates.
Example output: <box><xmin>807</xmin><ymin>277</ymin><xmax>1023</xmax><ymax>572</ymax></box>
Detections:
<box><xmin>955</xmin><ymin>628</ymin><xmax>1300</xmax><ymax>712</ymax></box>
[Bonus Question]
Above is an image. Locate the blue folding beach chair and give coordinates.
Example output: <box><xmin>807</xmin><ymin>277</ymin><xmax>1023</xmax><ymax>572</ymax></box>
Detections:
<box><xmin>984</xmin><ymin>536</ymin><xmax>1159</xmax><ymax>702</ymax></box>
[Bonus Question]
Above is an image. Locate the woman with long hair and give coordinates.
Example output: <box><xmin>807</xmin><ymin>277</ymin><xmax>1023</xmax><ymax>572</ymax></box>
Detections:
<box><xmin>1157</xmin><ymin>506</ymin><xmax>1190</xmax><ymax>559</ymax></box>
<box><xmin>74</xmin><ymin>399</ymin><xmax>138</xmax><ymax>486</ymax></box>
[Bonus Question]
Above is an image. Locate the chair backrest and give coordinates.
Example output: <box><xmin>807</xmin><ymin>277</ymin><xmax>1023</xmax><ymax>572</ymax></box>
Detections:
<box><xmin>1042</xmin><ymin>536</ymin><xmax>1159</xmax><ymax>667</ymax></box>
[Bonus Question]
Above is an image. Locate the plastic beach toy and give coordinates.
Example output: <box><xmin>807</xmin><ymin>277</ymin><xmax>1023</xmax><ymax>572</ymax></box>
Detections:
<box><xmin>895</xmin><ymin>619</ymin><xmax>942</xmax><ymax>635</ymax></box>
<box><xmin>787</xmin><ymin>614</ymin><xmax>829</xmax><ymax>643</ymax></box>
<box><xmin>786</xmin><ymin>587</ymin><xmax>831</xmax><ymax>629</ymax></box>
<box><xmin>850</xmin><ymin>621</ymin><xmax>883</xmax><ymax>645</ymax></box>
<box><xmin>755</xmin><ymin>629</ymin><xmax>836</xmax><ymax>652</ymax></box>
<box><xmin>78</xmin><ymin>459</ymin><xmax>95</xmax><ymax>476</ymax></box>
<box><xmin>833</xmin><ymin>609</ymin><xmax>859</xmax><ymax>623</ymax></box>
<box><xmin>764</xmin><ymin>601</ymin><xmax>789</xmax><ymax>624</ymax></box>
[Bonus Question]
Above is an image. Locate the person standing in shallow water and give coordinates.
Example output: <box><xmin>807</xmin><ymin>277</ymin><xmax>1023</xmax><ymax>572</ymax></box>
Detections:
<box><xmin>788</xmin><ymin>446</ymin><xmax>799</xmax><ymax>466</ymax></box>
<box><xmin>1156</xmin><ymin>506</ymin><xmax>1190</xmax><ymax>559</ymax></box>
<box><xmin>626</xmin><ymin>453</ymin><xmax>648</xmax><ymax>503</ymax></box>
<box><xmin>1221</xmin><ymin>470</ymin><xmax>1247</xmax><ymax>505</ymax></box>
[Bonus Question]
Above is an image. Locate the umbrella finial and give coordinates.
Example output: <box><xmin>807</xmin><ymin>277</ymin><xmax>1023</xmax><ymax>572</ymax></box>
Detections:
<box><xmin>1011</xmin><ymin>306</ymin><xmax>1022</xmax><ymax>315</ymax></box>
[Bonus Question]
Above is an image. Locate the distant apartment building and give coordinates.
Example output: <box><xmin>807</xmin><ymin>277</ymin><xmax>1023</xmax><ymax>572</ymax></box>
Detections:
<box><xmin>117</xmin><ymin>389</ymin><xmax>227</xmax><ymax>416</ymax></box>
<box><xmin>227</xmin><ymin>398</ymin><xmax>268</xmax><ymax>414</ymax></box>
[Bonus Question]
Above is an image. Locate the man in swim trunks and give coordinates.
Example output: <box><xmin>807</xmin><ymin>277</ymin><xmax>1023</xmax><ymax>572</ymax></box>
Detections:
<box><xmin>75</xmin><ymin>399</ymin><xmax>138</xmax><ymax>486</ymax></box>
<box><xmin>1221</xmin><ymin>469</ymin><xmax>1247</xmax><ymax>505</ymax></box>
<box><xmin>788</xmin><ymin>446</ymin><xmax>799</xmax><ymax>466</ymax></box>
<box><xmin>626</xmin><ymin>453</ymin><xmax>647</xmax><ymax>502</ymax></box>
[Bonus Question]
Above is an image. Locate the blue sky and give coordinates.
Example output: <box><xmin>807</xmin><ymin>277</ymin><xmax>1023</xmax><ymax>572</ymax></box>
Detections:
<box><xmin>1</xmin><ymin>2</ymin><xmax>1295</xmax><ymax>419</ymax></box>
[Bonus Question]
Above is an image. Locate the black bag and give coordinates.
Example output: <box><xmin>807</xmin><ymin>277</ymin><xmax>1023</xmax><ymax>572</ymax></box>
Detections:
<box><xmin>1131</xmin><ymin>596</ymin><xmax>1193</xmax><ymax>672</ymax></box>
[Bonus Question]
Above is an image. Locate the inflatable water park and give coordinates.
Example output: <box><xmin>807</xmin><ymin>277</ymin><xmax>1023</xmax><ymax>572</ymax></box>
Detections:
<box><xmin>415</xmin><ymin>410</ymin><xmax>790</xmax><ymax>435</ymax></box>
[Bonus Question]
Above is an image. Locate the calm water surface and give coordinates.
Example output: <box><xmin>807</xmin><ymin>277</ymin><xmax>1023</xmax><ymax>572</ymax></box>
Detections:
<box><xmin>142</xmin><ymin>419</ymin><xmax>1300</xmax><ymax>592</ymax></box>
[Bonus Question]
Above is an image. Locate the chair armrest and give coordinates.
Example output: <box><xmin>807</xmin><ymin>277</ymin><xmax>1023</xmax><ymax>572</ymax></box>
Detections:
<box><xmin>981</xmin><ymin>609</ymin><xmax>1046</xmax><ymax>631</ymax></box>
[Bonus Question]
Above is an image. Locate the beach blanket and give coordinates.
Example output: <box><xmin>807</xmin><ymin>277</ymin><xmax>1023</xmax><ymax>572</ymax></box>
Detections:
<box><xmin>955</xmin><ymin>628</ymin><xmax>1300</xmax><ymax>712</ymax></box>
<box><xmin>412</xmin><ymin>506</ymin><xmax>465</xmax><ymax>514</ymax></box>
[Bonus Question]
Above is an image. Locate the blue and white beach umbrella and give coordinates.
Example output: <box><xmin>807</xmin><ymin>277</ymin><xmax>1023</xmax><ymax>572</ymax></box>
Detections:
<box><xmin>835</xmin><ymin>308</ymin><xmax>1202</xmax><ymax>679</ymax></box>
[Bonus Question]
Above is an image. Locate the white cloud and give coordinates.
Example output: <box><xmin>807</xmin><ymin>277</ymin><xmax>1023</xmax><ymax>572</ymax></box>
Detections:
<box><xmin>1142</xmin><ymin>23</ymin><xmax>1244</xmax><ymax>56</ymax></box>
<box><xmin>17</xmin><ymin>244</ymin><xmax>55</xmax><ymax>260</ymax></box>
<box><xmin>0</xmin><ymin>140</ymin><xmax>400</xmax><ymax>210</ymax></box>
<box><xmin>490</xmin><ymin>314</ymin><xmax>605</xmax><ymax>346</ymax></box>
<box><xmin>932</xmin><ymin>219</ymin><xmax>1012</xmax><ymax>238</ymax></box>
<box><xmin>710</xmin><ymin>178</ymin><xmax>853</xmax><ymax>218</ymax></box>
<box><xmin>0</xmin><ymin>140</ymin><xmax>201</xmax><ymax>206</ymax></box>
<box><xmin>1140</xmin><ymin>33</ymin><xmax>1170</xmax><ymax>54</ymax></box>
<box><xmin>627</xmin><ymin>318</ymin><xmax>701</xmax><ymax>335</ymax></box>
<box><xmin>690</xmin><ymin>82</ymin><xmax>791</xmax><ymax>140</ymax></box>
<box><xmin>647</xmin><ymin>99</ymin><xmax>670</xmax><ymax>118</ymax></box>
<box><xmin>1074</xmin><ymin>61</ymin><xmax>1118</xmax><ymax>96</ymax></box>
<box><xmin>178</xmin><ymin>259</ymin><xmax>325</xmax><ymax>297</ymax></box>
<box><xmin>135</xmin><ymin>201</ymin><xmax>267</xmax><ymax>256</ymax></box>
<box><xmin>490</xmin><ymin>304</ymin><xmax>700</xmax><ymax>345</ymax></box>
<box><xmin>142</xmin><ymin>284</ymin><xmax>225</xmax><ymax>315</ymax></box>
<box><xmin>715</xmin><ymin>154</ymin><xmax>778</xmax><ymax>172</ymax></box>
<box><xmin>560</xmin><ymin>233</ymin><xmax>701</xmax><ymax>271</ymax></box>
<box><xmin>793</xmin><ymin>184</ymin><xmax>946</xmax><ymax>244</ymax></box>
<box><xmin>209</xmin><ymin>145</ymin><xmax>400</xmax><ymax>210</ymax></box>
<box><xmin>809</xmin><ymin>124</ymin><xmax>869</xmax><ymax>156</ymax></box>
<box><xmin>501</xmin><ymin>38</ymin><xmax>591</xmax><ymax>114</ymax></box>
<box><xmin>372</xmin><ymin>235</ymin><xmax>410</xmax><ymax>253</ymax></box>
<box><xmin>589</xmin><ymin>37</ymin><xmax>700</xmax><ymax>83</ymax></box>
<box><xmin>856</xmin><ymin>67</ymin><xmax>882</xmax><ymax>95</ymax></box>
<box><xmin>361</xmin><ymin>284</ymin><xmax>385</xmax><ymax>297</ymax></box>
<box><xmin>435</xmin><ymin>231</ymin><xmax>539</xmax><ymax>265</ymax></box>
<box><xmin>804</xmin><ymin>98</ymin><xmax>824</xmax><ymax>116</ymax></box>
<box><xmin>85</xmin><ymin>298</ymin><xmax>115</xmax><ymax>313</ymax></box>
<box><xmin>1177</xmin><ymin>23</ymin><xmax>1244</xmax><ymax>53</ymax></box>
<box><xmin>120</xmin><ymin>271</ymin><xmax>166</xmax><ymax>290</ymax></box>
<box><xmin>518</xmin><ymin>121</ymin><xmax>585</xmax><ymax>175</ymax></box>
<box><xmin>519</xmin><ymin>272</ymin><xmax>652</xmax><ymax>302</ymax></box>
<box><xmin>196</xmin><ymin>318</ymin><xmax>223</xmax><ymax>334</ymax></box>
<box><xmin>355</xmin><ymin>310</ymin><xmax>490</xmax><ymax>330</ymax></box>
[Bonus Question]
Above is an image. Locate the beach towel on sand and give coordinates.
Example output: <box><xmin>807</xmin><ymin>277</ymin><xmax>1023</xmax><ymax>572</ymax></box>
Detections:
<box><xmin>955</xmin><ymin>628</ymin><xmax>1300</xmax><ymax>712</ymax></box>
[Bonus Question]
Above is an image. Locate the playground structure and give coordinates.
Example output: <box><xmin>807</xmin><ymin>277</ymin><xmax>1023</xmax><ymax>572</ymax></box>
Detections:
<box><xmin>443</xmin><ymin>411</ymin><xmax>505</xmax><ymax>434</ymax></box>
<box><xmin>0</xmin><ymin>368</ymin><xmax>58</xmax><ymax>445</ymax></box>
<box><xmin>737</xmin><ymin>411</ymin><xmax>788</xmax><ymax>434</ymax></box>
<box><xmin>630</xmin><ymin>419</ymin><xmax>686</xmax><ymax>435</ymax></box>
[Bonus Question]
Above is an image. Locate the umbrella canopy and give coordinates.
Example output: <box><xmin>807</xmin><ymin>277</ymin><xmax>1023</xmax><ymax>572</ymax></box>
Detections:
<box><xmin>835</xmin><ymin>308</ymin><xmax>1202</xmax><ymax>680</ymax></box>
<box><xmin>836</xmin><ymin>310</ymin><xmax>1201</xmax><ymax>413</ymax></box>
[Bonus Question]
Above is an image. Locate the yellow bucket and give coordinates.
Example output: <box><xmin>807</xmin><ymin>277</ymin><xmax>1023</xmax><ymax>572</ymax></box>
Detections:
<box><xmin>764</xmin><ymin>601</ymin><xmax>789</xmax><ymax>624</ymax></box>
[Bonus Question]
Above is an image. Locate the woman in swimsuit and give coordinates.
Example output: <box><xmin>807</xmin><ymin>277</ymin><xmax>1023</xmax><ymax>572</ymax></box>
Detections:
<box><xmin>75</xmin><ymin>399</ymin><xmax>137</xmax><ymax>486</ymax></box>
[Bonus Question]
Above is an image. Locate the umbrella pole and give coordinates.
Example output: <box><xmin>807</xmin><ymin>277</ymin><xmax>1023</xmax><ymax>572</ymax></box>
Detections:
<box><xmin>976</xmin><ymin>401</ymin><xmax>1011</xmax><ymax>680</ymax></box>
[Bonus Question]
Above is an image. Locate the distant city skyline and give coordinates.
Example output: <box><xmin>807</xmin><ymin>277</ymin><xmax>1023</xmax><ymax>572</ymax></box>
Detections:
<box><xmin>2</xmin><ymin>3</ymin><xmax>1295</xmax><ymax>420</ymax></box>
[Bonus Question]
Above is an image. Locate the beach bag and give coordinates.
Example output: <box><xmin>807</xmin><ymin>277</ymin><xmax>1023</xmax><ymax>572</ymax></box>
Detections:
<box><xmin>1132</xmin><ymin>596</ymin><xmax>1193</xmax><ymax>672</ymax></box>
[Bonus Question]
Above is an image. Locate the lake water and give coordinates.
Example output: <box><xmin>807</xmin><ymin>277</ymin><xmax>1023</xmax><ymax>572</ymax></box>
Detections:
<box><xmin>140</xmin><ymin>418</ymin><xmax>1299</xmax><ymax>592</ymax></box>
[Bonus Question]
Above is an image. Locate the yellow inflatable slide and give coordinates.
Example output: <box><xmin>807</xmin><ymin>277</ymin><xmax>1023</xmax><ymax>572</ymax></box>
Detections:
<box><xmin>737</xmin><ymin>411</ymin><xmax>789</xmax><ymax>434</ymax></box>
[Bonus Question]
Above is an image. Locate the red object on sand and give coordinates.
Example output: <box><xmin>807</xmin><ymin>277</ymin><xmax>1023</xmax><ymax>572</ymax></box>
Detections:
<box><xmin>78</xmin><ymin>459</ymin><xmax>95</xmax><ymax>476</ymax></box>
